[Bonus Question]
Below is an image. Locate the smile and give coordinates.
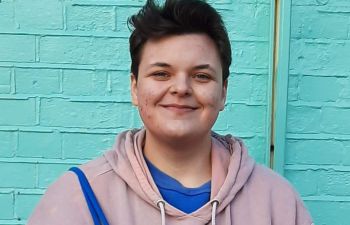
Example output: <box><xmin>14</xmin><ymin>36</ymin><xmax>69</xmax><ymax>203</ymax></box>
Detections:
<box><xmin>160</xmin><ymin>104</ymin><xmax>198</xmax><ymax>113</ymax></box>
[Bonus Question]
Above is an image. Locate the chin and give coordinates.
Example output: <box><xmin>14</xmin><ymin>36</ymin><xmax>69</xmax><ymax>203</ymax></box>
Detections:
<box><xmin>160</xmin><ymin>125</ymin><xmax>208</xmax><ymax>141</ymax></box>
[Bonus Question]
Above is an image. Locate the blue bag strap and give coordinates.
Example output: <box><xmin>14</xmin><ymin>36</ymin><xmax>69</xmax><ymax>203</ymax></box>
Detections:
<box><xmin>69</xmin><ymin>167</ymin><xmax>110</xmax><ymax>225</ymax></box>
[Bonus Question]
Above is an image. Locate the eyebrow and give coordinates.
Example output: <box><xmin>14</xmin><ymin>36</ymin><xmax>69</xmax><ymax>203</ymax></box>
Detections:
<box><xmin>149</xmin><ymin>62</ymin><xmax>216</xmax><ymax>73</ymax></box>
<box><xmin>193</xmin><ymin>64</ymin><xmax>216</xmax><ymax>73</ymax></box>
<box><xmin>150</xmin><ymin>62</ymin><xmax>171</xmax><ymax>68</ymax></box>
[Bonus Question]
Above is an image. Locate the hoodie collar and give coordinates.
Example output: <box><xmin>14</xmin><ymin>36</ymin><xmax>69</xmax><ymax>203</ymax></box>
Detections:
<box><xmin>104</xmin><ymin>128</ymin><xmax>255</xmax><ymax>222</ymax></box>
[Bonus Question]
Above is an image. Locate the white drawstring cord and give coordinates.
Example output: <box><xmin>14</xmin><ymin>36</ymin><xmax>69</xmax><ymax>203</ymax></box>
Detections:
<box><xmin>210</xmin><ymin>199</ymin><xmax>219</xmax><ymax>225</ymax></box>
<box><xmin>157</xmin><ymin>200</ymin><xmax>166</xmax><ymax>225</ymax></box>
<box><xmin>157</xmin><ymin>199</ymin><xmax>218</xmax><ymax>225</ymax></box>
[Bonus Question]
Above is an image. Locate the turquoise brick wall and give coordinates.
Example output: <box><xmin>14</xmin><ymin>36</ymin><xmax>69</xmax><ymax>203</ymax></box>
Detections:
<box><xmin>281</xmin><ymin>0</ymin><xmax>350</xmax><ymax>225</ymax></box>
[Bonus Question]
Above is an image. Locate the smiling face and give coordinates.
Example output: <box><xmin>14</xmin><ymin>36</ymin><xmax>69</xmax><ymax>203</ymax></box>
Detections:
<box><xmin>131</xmin><ymin>33</ymin><xmax>227</xmax><ymax>143</ymax></box>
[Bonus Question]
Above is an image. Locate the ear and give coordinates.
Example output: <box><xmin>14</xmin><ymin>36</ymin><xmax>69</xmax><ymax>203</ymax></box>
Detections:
<box><xmin>130</xmin><ymin>73</ymin><xmax>139</xmax><ymax>106</ymax></box>
<box><xmin>220</xmin><ymin>79</ymin><xmax>228</xmax><ymax>111</ymax></box>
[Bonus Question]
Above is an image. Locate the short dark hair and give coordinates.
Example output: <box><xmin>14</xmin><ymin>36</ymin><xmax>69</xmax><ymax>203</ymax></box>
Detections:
<box><xmin>128</xmin><ymin>0</ymin><xmax>232</xmax><ymax>82</ymax></box>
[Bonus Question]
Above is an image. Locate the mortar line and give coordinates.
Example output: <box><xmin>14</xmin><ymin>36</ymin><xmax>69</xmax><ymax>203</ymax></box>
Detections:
<box><xmin>113</xmin><ymin>6</ymin><xmax>117</xmax><ymax>32</ymax></box>
<box><xmin>106</xmin><ymin>71</ymin><xmax>112</xmax><ymax>93</ymax></box>
<box><xmin>35</xmin><ymin>97</ymin><xmax>40</xmax><ymax>125</ymax></box>
<box><xmin>63</xmin><ymin>0</ymin><xmax>67</xmax><ymax>31</ymax></box>
<box><xmin>10</xmin><ymin>67</ymin><xmax>16</xmax><ymax>94</ymax></box>
<box><xmin>35</xmin><ymin>36</ymin><xmax>40</xmax><ymax>62</ymax></box>
<box><xmin>14</xmin><ymin>130</ymin><xmax>19</xmax><ymax>157</ymax></box>
<box><xmin>59</xmin><ymin>69</ymin><xmax>64</xmax><ymax>93</ymax></box>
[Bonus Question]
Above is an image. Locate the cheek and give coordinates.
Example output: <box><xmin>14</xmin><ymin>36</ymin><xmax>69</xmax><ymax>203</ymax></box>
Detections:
<box><xmin>199</xmin><ymin>89</ymin><xmax>223</xmax><ymax>109</ymax></box>
<box><xmin>137</xmin><ymin>89</ymin><xmax>157</xmax><ymax>118</ymax></box>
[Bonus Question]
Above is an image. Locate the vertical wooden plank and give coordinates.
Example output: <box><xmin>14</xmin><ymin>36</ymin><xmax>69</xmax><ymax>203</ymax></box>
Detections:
<box><xmin>265</xmin><ymin>0</ymin><xmax>277</xmax><ymax>168</ymax></box>
<box><xmin>273</xmin><ymin>0</ymin><xmax>292</xmax><ymax>175</ymax></box>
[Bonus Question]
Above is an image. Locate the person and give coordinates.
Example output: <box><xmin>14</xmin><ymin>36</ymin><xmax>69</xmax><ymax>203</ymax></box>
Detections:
<box><xmin>28</xmin><ymin>0</ymin><xmax>313</xmax><ymax>225</ymax></box>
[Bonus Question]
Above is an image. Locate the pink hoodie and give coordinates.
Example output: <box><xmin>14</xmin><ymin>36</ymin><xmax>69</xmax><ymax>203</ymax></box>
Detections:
<box><xmin>28</xmin><ymin>129</ymin><xmax>313</xmax><ymax>225</ymax></box>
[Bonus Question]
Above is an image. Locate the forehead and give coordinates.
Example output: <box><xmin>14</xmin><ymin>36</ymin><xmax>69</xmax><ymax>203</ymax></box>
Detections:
<box><xmin>139</xmin><ymin>34</ymin><xmax>222</xmax><ymax>70</ymax></box>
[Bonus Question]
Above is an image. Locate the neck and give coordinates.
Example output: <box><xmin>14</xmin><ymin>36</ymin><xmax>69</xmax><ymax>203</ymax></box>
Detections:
<box><xmin>143</xmin><ymin>130</ymin><xmax>212</xmax><ymax>188</ymax></box>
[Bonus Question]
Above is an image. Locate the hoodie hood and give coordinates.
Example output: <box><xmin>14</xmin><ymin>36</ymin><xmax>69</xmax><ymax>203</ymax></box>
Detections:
<box><xmin>28</xmin><ymin>128</ymin><xmax>313</xmax><ymax>225</ymax></box>
<box><xmin>104</xmin><ymin>128</ymin><xmax>255</xmax><ymax>223</ymax></box>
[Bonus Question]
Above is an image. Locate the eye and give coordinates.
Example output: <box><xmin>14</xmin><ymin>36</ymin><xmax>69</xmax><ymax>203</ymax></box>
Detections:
<box><xmin>193</xmin><ymin>73</ymin><xmax>211</xmax><ymax>81</ymax></box>
<box><xmin>151</xmin><ymin>71</ymin><xmax>170</xmax><ymax>80</ymax></box>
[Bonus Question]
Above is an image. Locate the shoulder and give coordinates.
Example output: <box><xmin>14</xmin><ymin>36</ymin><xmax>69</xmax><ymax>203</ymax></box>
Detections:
<box><xmin>49</xmin><ymin>151</ymin><xmax>115</xmax><ymax>190</ymax></box>
<box><xmin>246</xmin><ymin>164</ymin><xmax>313</xmax><ymax>225</ymax></box>
<box><xmin>249</xmin><ymin>164</ymin><xmax>300</xmax><ymax>200</ymax></box>
<box><xmin>250</xmin><ymin>164</ymin><xmax>293</xmax><ymax>188</ymax></box>
<box><xmin>79</xmin><ymin>150</ymin><xmax>115</xmax><ymax>181</ymax></box>
<box><xmin>27</xmin><ymin>152</ymin><xmax>117</xmax><ymax>225</ymax></box>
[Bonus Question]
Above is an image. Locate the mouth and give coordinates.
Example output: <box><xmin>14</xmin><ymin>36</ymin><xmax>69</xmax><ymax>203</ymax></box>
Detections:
<box><xmin>160</xmin><ymin>104</ymin><xmax>198</xmax><ymax>113</ymax></box>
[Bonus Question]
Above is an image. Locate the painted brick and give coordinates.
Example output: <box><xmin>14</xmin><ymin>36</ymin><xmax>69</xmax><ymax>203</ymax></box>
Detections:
<box><xmin>15</xmin><ymin>68</ymin><xmax>60</xmax><ymax>94</ymax></box>
<box><xmin>288</xmin><ymin>75</ymin><xmax>299</xmax><ymax>102</ymax></box>
<box><xmin>305</xmin><ymin>200</ymin><xmax>350</xmax><ymax>225</ymax></box>
<box><xmin>240</xmin><ymin>0</ymin><xmax>270</xmax><ymax>4</ymax></box>
<box><xmin>38</xmin><ymin>163</ymin><xmax>77</xmax><ymax>188</ymax></box>
<box><xmin>290</xmin><ymin>40</ymin><xmax>350</xmax><ymax>75</ymax></box>
<box><xmin>109</xmin><ymin>70</ymin><xmax>131</xmax><ymax>99</ymax></box>
<box><xmin>0</xmin><ymin>0</ymin><xmax>15</xmax><ymax>30</ymax></box>
<box><xmin>62</xmin><ymin>132</ymin><xmax>115</xmax><ymax>159</ymax></box>
<box><xmin>0</xmin><ymin>221</ymin><xmax>24</xmax><ymax>225</ymax></box>
<box><xmin>284</xmin><ymin>170</ymin><xmax>320</xmax><ymax>196</ymax></box>
<box><xmin>0</xmin><ymin>84</ymin><xmax>11</xmax><ymax>94</ymax></box>
<box><xmin>343</xmin><ymin>141</ymin><xmax>350</xmax><ymax>166</ymax></box>
<box><xmin>319</xmin><ymin>169</ymin><xmax>350</xmax><ymax>196</ymax></box>
<box><xmin>242</xmin><ymin>136</ymin><xmax>266</xmax><ymax>164</ymax></box>
<box><xmin>63</xmin><ymin>69</ymin><xmax>107</xmax><ymax>96</ymax></box>
<box><xmin>0</xmin><ymin>67</ymin><xmax>12</xmax><ymax>94</ymax></box>
<box><xmin>115</xmin><ymin>6</ymin><xmax>141</xmax><ymax>33</ymax></box>
<box><xmin>15</xmin><ymin>193</ymin><xmax>42</xmax><ymax>220</ymax></box>
<box><xmin>251</xmin><ymin>75</ymin><xmax>268</xmax><ymax>102</ymax></box>
<box><xmin>40</xmin><ymin>98</ymin><xmax>138</xmax><ymax>128</ymax></box>
<box><xmin>315</xmin><ymin>0</ymin><xmax>350</xmax><ymax>7</ymax></box>
<box><xmin>15</xmin><ymin>0</ymin><xmax>63</xmax><ymax>30</ymax></box>
<box><xmin>291</xmin><ymin>6</ymin><xmax>349</xmax><ymax>39</ymax></box>
<box><xmin>286</xmin><ymin>139</ymin><xmax>346</xmax><ymax>165</ymax></box>
<box><xmin>339</xmin><ymin>77</ymin><xmax>350</xmax><ymax>100</ymax></box>
<box><xmin>66</xmin><ymin>5</ymin><xmax>115</xmax><ymax>31</ymax></box>
<box><xmin>40</xmin><ymin>36</ymin><xmax>129</xmax><ymax>67</ymax></box>
<box><xmin>293</xmin><ymin>0</ymin><xmax>350</xmax><ymax>6</ymax></box>
<box><xmin>291</xmin><ymin>0</ymin><xmax>316</xmax><ymax>6</ymax></box>
<box><xmin>0</xmin><ymin>131</ymin><xmax>16</xmax><ymax>157</ymax></box>
<box><xmin>0</xmin><ymin>162</ymin><xmax>36</xmax><ymax>188</ymax></box>
<box><xmin>220</xmin><ymin>4</ymin><xmax>270</xmax><ymax>39</ymax></box>
<box><xmin>299</xmin><ymin>76</ymin><xmax>342</xmax><ymax>102</ymax></box>
<box><xmin>286</xmin><ymin>169</ymin><xmax>350</xmax><ymax>196</ymax></box>
<box><xmin>289</xmin><ymin>40</ymin><xmax>304</xmax><ymax>73</ymax></box>
<box><xmin>232</xmin><ymin>41</ymin><xmax>269</xmax><ymax>69</ymax></box>
<box><xmin>286</xmin><ymin>105</ymin><xmax>322</xmax><ymax>133</ymax></box>
<box><xmin>0</xmin><ymin>68</ymin><xmax>11</xmax><ymax>85</ymax></box>
<box><xmin>321</xmin><ymin>107</ymin><xmax>350</xmax><ymax>134</ymax></box>
<box><xmin>228</xmin><ymin>75</ymin><xmax>252</xmax><ymax>102</ymax></box>
<box><xmin>17</xmin><ymin>131</ymin><xmax>61</xmax><ymax>158</ymax></box>
<box><xmin>0</xmin><ymin>193</ymin><xmax>14</xmax><ymax>219</ymax></box>
<box><xmin>214</xmin><ymin>104</ymin><xmax>266</xmax><ymax>133</ymax></box>
<box><xmin>287</xmin><ymin>1</ymin><xmax>350</xmax><ymax>224</ymax></box>
<box><xmin>0</xmin><ymin>35</ymin><xmax>35</xmax><ymax>62</ymax></box>
<box><xmin>0</xmin><ymin>98</ymin><xmax>36</xmax><ymax>126</ymax></box>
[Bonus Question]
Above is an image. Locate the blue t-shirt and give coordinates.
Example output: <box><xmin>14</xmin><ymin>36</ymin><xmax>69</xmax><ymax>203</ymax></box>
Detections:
<box><xmin>145</xmin><ymin>157</ymin><xmax>211</xmax><ymax>214</ymax></box>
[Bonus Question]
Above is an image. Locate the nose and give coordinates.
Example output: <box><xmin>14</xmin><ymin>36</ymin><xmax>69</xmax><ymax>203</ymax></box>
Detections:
<box><xmin>169</xmin><ymin>74</ymin><xmax>192</xmax><ymax>96</ymax></box>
